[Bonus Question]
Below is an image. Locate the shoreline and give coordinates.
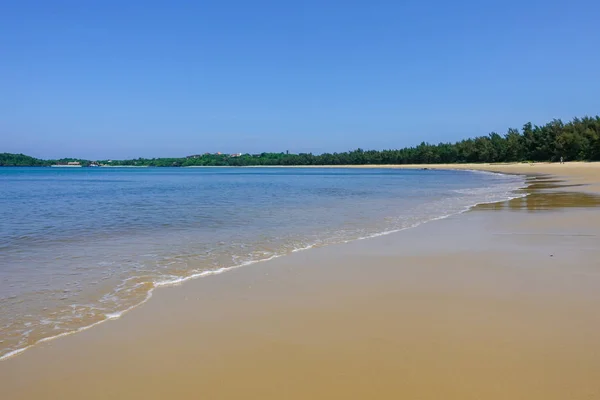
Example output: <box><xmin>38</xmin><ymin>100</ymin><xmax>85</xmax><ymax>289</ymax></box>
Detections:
<box><xmin>2</xmin><ymin>164</ymin><xmax>600</xmax><ymax>399</ymax></box>
<box><xmin>0</xmin><ymin>168</ymin><xmax>527</xmax><ymax>362</ymax></box>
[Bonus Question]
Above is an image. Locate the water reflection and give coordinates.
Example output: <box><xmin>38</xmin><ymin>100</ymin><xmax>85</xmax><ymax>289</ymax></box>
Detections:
<box><xmin>475</xmin><ymin>176</ymin><xmax>600</xmax><ymax>212</ymax></box>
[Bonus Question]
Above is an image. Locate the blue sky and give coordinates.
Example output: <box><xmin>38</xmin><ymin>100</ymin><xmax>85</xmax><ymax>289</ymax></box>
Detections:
<box><xmin>1</xmin><ymin>0</ymin><xmax>599</xmax><ymax>159</ymax></box>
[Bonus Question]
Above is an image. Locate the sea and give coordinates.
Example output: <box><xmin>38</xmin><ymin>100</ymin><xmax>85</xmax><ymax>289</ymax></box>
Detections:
<box><xmin>0</xmin><ymin>167</ymin><xmax>525</xmax><ymax>359</ymax></box>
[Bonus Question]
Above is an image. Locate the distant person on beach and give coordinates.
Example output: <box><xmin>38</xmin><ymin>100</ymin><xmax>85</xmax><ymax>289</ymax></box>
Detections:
<box><xmin>560</xmin><ymin>156</ymin><xmax>564</xmax><ymax>164</ymax></box>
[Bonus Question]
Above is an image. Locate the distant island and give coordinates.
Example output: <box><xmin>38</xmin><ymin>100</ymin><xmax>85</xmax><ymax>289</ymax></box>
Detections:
<box><xmin>2</xmin><ymin>116</ymin><xmax>599</xmax><ymax>167</ymax></box>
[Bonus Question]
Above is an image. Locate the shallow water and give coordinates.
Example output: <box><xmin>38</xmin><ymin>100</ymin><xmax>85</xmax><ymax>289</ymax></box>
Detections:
<box><xmin>0</xmin><ymin>167</ymin><xmax>524</xmax><ymax>359</ymax></box>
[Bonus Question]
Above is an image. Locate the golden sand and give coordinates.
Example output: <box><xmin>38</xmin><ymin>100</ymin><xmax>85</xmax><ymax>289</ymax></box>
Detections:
<box><xmin>361</xmin><ymin>161</ymin><xmax>600</xmax><ymax>192</ymax></box>
<box><xmin>2</xmin><ymin>163</ymin><xmax>600</xmax><ymax>399</ymax></box>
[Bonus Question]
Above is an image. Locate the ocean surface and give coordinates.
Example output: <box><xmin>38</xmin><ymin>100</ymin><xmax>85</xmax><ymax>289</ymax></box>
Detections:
<box><xmin>0</xmin><ymin>167</ymin><xmax>525</xmax><ymax>359</ymax></box>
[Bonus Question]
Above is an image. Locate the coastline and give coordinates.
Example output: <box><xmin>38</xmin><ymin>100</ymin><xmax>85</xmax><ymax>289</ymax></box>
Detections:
<box><xmin>2</xmin><ymin>163</ymin><xmax>600</xmax><ymax>399</ymax></box>
<box><xmin>245</xmin><ymin>161</ymin><xmax>600</xmax><ymax>192</ymax></box>
<box><xmin>0</xmin><ymin>167</ymin><xmax>526</xmax><ymax>363</ymax></box>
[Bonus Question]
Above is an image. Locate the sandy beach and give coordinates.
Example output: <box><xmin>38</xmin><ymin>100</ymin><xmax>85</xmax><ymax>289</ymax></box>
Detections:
<box><xmin>389</xmin><ymin>162</ymin><xmax>600</xmax><ymax>193</ymax></box>
<box><xmin>2</xmin><ymin>163</ymin><xmax>600</xmax><ymax>399</ymax></box>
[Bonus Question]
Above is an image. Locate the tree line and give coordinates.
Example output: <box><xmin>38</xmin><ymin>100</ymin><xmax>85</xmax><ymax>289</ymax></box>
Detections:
<box><xmin>2</xmin><ymin>116</ymin><xmax>599</xmax><ymax>167</ymax></box>
<box><xmin>0</xmin><ymin>154</ymin><xmax>94</xmax><ymax>167</ymax></box>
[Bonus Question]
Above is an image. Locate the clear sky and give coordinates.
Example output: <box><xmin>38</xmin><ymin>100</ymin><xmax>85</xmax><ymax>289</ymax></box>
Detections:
<box><xmin>1</xmin><ymin>0</ymin><xmax>599</xmax><ymax>159</ymax></box>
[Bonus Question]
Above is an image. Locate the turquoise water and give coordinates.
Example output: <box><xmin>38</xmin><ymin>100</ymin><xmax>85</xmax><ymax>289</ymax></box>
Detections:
<box><xmin>0</xmin><ymin>167</ymin><xmax>524</xmax><ymax>359</ymax></box>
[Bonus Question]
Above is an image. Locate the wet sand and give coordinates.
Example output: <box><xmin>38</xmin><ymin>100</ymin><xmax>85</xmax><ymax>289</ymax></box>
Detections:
<box><xmin>2</xmin><ymin>164</ymin><xmax>600</xmax><ymax>399</ymax></box>
<box><xmin>361</xmin><ymin>161</ymin><xmax>600</xmax><ymax>193</ymax></box>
